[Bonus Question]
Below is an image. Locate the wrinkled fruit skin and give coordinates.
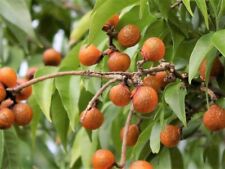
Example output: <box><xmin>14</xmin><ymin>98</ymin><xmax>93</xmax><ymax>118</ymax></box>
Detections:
<box><xmin>26</xmin><ymin>67</ymin><xmax>37</xmax><ymax>80</ymax></box>
<box><xmin>0</xmin><ymin>83</ymin><xmax>6</xmax><ymax>102</ymax></box>
<box><xmin>203</xmin><ymin>104</ymin><xmax>225</xmax><ymax>131</ymax></box>
<box><xmin>117</xmin><ymin>24</ymin><xmax>141</xmax><ymax>47</ymax></box>
<box><xmin>104</xmin><ymin>14</ymin><xmax>119</xmax><ymax>27</ymax></box>
<box><xmin>79</xmin><ymin>44</ymin><xmax>102</xmax><ymax>66</ymax></box>
<box><xmin>143</xmin><ymin>75</ymin><xmax>161</xmax><ymax>92</ymax></box>
<box><xmin>16</xmin><ymin>79</ymin><xmax>32</xmax><ymax>100</ymax></box>
<box><xmin>0</xmin><ymin>108</ymin><xmax>15</xmax><ymax>129</ymax></box>
<box><xmin>199</xmin><ymin>57</ymin><xmax>224</xmax><ymax>81</ymax></box>
<box><xmin>129</xmin><ymin>160</ymin><xmax>153</xmax><ymax>169</ymax></box>
<box><xmin>160</xmin><ymin>125</ymin><xmax>180</xmax><ymax>148</ymax></box>
<box><xmin>92</xmin><ymin>149</ymin><xmax>115</xmax><ymax>169</ymax></box>
<box><xmin>0</xmin><ymin>67</ymin><xmax>17</xmax><ymax>87</ymax></box>
<box><xmin>43</xmin><ymin>48</ymin><xmax>61</xmax><ymax>66</ymax></box>
<box><xmin>132</xmin><ymin>86</ymin><xmax>158</xmax><ymax>114</ymax></box>
<box><xmin>108</xmin><ymin>52</ymin><xmax>131</xmax><ymax>71</ymax></box>
<box><xmin>80</xmin><ymin>107</ymin><xmax>104</xmax><ymax>130</ymax></box>
<box><xmin>109</xmin><ymin>83</ymin><xmax>131</xmax><ymax>106</ymax></box>
<box><xmin>141</xmin><ymin>37</ymin><xmax>165</xmax><ymax>61</ymax></box>
<box><xmin>120</xmin><ymin>124</ymin><xmax>139</xmax><ymax>146</ymax></box>
<box><xmin>13</xmin><ymin>103</ymin><xmax>33</xmax><ymax>126</ymax></box>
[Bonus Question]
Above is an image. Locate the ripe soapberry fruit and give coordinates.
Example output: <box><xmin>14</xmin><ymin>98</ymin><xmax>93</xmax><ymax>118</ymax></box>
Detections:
<box><xmin>143</xmin><ymin>75</ymin><xmax>161</xmax><ymax>92</ymax></box>
<box><xmin>155</xmin><ymin>71</ymin><xmax>168</xmax><ymax>88</ymax></box>
<box><xmin>203</xmin><ymin>104</ymin><xmax>225</xmax><ymax>131</ymax></box>
<box><xmin>117</xmin><ymin>24</ymin><xmax>141</xmax><ymax>47</ymax></box>
<box><xmin>79</xmin><ymin>44</ymin><xmax>102</xmax><ymax>66</ymax></box>
<box><xmin>104</xmin><ymin>14</ymin><xmax>119</xmax><ymax>28</ymax></box>
<box><xmin>0</xmin><ymin>67</ymin><xmax>17</xmax><ymax>87</ymax></box>
<box><xmin>16</xmin><ymin>79</ymin><xmax>32</xmax><ymax>100</ymax></box>
<box><xmin>43</xmin><ymin>48</ymin><xmax>61</xmax><ymax>66</ymax></box>
<box><xmin>141</xmin><ymin>37</ymin><xmax>165</xmax><ymax>61</ymax></box>
<box><xmin>0</xmin><ymin>108</ymin><xmax>15</xmax><ymax>129</ymax></box>
<box><xmin>109</xmin><ymin>83</ymin><xmax>131</xmax><ymax>106</ymax></box>
<box><xmin>92</xmin><ymin>149</ymin><xmax>115</xmax><ymax>169</ymax></box>
<box><xmin>0</xmin><ymin>83</ymin><xmax>6</xmax><ymax>102</ymax></box>
<box><xmin>13</xmin><ymin>103</ymin><xmax>33</xmax><ymax>126</ymax></box>
<box><xmin>132</xmin><ymin>86</ymin><xmax>158</xmax><ymax>114</ymax></box>
<box><xmin>108</xmin><ymin>52</ymin><xmax>131</xmax><ymax>71</ymax></box>
<box><xmin>80</xmin><ymin>107</ymin><xmax>104</xmax><ymax>130</ymax></box>
<box><xmin>120</xmin><ymin>124</ymin><xmax>139</xmax><ymax>146</ymax></box>
<box><xmin>160</xmin><ymin>125</ymin><xmax>181</xmax><ymax>148</ymax></box>
<box><xmin>26</xmin><ymin>67</ymin><xmax>37</xmax><ymax>80</ymax></box>
<box><xmin>129</xmin><ymin>160</ymin><xmax>153</xmax><ymax>169</ymax></box>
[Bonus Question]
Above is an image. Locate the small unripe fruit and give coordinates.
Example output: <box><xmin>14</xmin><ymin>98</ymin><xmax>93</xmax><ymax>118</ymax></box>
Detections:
<box><xmin>79</xmin><ymin>45</ymin><xmax>102</xmax><ymax>66</ymax></box>
<box><xmin>160</xmin><ymin>125</ymin><xmax>180</xmax><ymax>148</ymax></box>
<box><xmin>43</xmin><ymin>48</ymin><xmax>61</xmax><ymax>66</ymax></box>
<box><xmin>80</xmin><ymin>107</ymin><xmax>104</xmax><ymax>130</ymax></box>
<box><xmin>25</xmin><ymin>67</ymin><xmax>37</xmax><ymax>80</ymax></box>
<box><xmin>105</xmin><ymin>14</ymin><xmax>119</xmax><ymax>27</ymax></box>
<box><xmin>0</xmin><ymin>108</ymin><xmax>15</xmax><ymax>129</ymax></box>
<box><xmin>12</xmin><ymin>103</ymin><xmax>33</xmax><ymax>126</ymax></box>
<box><xmin>129</xmin><ymin>160</ymin><xmax>153</xmax><ymax>169</ymax></box>
<box><xmin>117</xmin><ymin>24</ymin><xmax>141</xmax><ymax>47</ymax></box>
<box><xmin>92</xmin><ymin>149</ymin><xmax>115</xmax><ymax>169</ymax></box>
<box><xmin>203</xmin><ymin>104</ymin><xmax>225</xmax><ymax>131</ymax></box>
<box><xmin>16</xmin><ymin>79</ymin><xmax>32</xmax><ymax>100</ymax></box>
<box><xmin>109</xmin><ymin>83</ymin><xmax>131</xmax><ymax>106</ymax></box>
<box><xmin>0</xmin><ymin>67</ymin><xmax>17</xmax><ymax>87</ymax></box>
<box><xmin>141</xmin><ymin>37</ymin><xmax>165</xmax><ymax>61</ymax></box>
<box><xmin>143</xmin><ymin>75</ymin><xmax>161</xmax><ymax>92</ymax></box>
<box><xmin>199</xmin><ymin>57</ymin><xmax>223</xmax><ymax>81</ymax></box>
<box><xmin>108</xmin><ymin>52</ymin><xmax>130</xmax><ymax>71</ymax></box>
<box><xmin>0</xmin><ymin>83</ymin><xmax>6</xmax><ymax>102</ymax></box>
<box><xmin>120</xmin><ymin>124</ymin><xmax>139</xmax><ymax>146</ymax></box>
<box><xmin>132</xmin><ymin>86</ymin><xmax>158</xmax><ymax>114</ymax></box>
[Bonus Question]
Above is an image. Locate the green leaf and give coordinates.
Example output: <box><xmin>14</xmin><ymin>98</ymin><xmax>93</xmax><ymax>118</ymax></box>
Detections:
<box><xmin>155</xmin><ymin>0</ymin><xmax>170</xmax><ymax>18</ymax></box>
<box><xmin>164</xmin><ymin>82</ymin><xmax>187</xmax><ymax>126</ymax></box>
<box><xmin>195</xmin><ymin>0</ymin><xmax>209</xmax><ymax>29</ymax></box>
<box><xmin>182</xmin><ymin>0</ymin><xmax>193</xmax><ymax>15</ymax></box>
<box><xmin>152</xmin><ymin>148</ymin><xmax>171</xmax><ymax>169</ymax></box>
<box><xmin>150</xmin><ymin>123</ymin><xmax>161</xmax><ymax>154</ymax></box>
<box><xmin>33</xmin><ymin>67</ymin><xmax>58</xmax><ymax>121</ymax></box>
<box><xmin>51</xmin><ymin>91</ymin><xmax>69</xmax><ymax>150</ymax></box>
<box><xmin>0</xmin><ymin>131</ymin><xmax>4</xmax><ymax>168</ymax></box>
<box><xmin>212</xmin><ymin>29</ymin><xmax>225</xmax><ymax>57</ymax></box>
<box><xmin>55</xmin><ymin>67</ymin><xmax>81</xmax><ymax>130</ymax></box>
<box><xmin>139</xmin><ymin>0</ymin><xmax>148</xmax><ymax>19</ymax></box>
<box><xmin>188</xmin><ymin>33</ymin><xmax>214</xmax><ymax>83</ymax></box>
<box><xmin>170</xmin><ymin>148</ymin><xmax>184</xmax><ymax>169</ymax></box>
<box><xmin>204</xmin><ymin>145</ymin><xmax>219</xmax><ymax>169</ymax></box>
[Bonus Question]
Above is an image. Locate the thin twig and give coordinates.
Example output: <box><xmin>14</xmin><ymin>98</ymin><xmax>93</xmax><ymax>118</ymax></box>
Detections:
<box><xmin>200</xmin><ymin>86</ymin><xmax>217</xmax><ymax>101</ymax></box>
<box><xmin>80</xmin><ymin>78</ymin><xmax>117</xmax><ymax>122</ymax></box>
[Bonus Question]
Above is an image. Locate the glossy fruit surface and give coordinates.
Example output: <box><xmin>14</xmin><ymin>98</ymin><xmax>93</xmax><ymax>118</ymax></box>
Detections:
<box><xmin>92</xmin><ymin>149</ymin><xmax>115</xmax><ymax>169</ymax></box>
<box><xmin>117</xmin><ymin>24</ymin><xmax>141</xmax><ymax>47</ymax></box>
<box><xmin>105</xmin><ymin>14</ymin><xmax>119</xmax><ymax>27</ymax></box>
<box><xmin>0</xmin><ymin>67</ymin><xmax>17</xmax><ymax>87</ymax></box>
<box><xmin>0</xmin><ymin>83</ymin><xmax>6</xmax><ymax>102</ymax></box>
<box><xmin>0</xmin><ymin>108</ymin><xmax>15</xmax><ymax>129</ymax></box>
<box><xmin>12</xmin><ymin>103</ymin><xmax>33</xmax><ymax>126</ymax></box>
<box><xmin>120</xmin><ymin>124</ymin><xmax>139</xmax><ymax>146</ymax></box>
<box><xmin>80</xmin><ymin>107</ymin><xmax>104</xmax><ymax>130</ymax></box>
<box><xmin>155</xmin><ymin>71</ymin><xmax>168</xmax><ymax>88</ymax></box>
<box><xmin>16</xmin><ymin>79</ymin><xmax>32</xmax><ymax>100</ymax></box>
<box><xmin>109</xmin><ymin>83</ymin><xmax>131</xmax><ymax>106</ymax></box>
<box><xmin>160</xmin><ymin>125</ymin><xmax>180</xmax><ymax>148</ymax></box>
<box><xmin>203</xmin><ymin>104</ymin><xmax>225</xmax><ymax>131</ymax></box>
<box><xmin>108</xmin><ymin>52</ymin><xmax>130</xmax><ymax>71</ymax></box>
<box><xmin>79</xmin><ymin>44</ymin><xmax>102</xmax><ymax>66</ymax></box>
<box><xmin>141</xmin><ymin>37</ymin><xmax>165</xmax><ymax>61</ymax></box>
<box><xmin>143</xmin><ymin>75</ymin><xmax>161</xmax><ymax>92</ymax></box>
<box><xmin>132</xmin><ymin>86</ymin><xmax>158</xmax><ymax>114</ymax></box>
<box><xmin>129</xmin><ymin>160</ymin><xmax>153</xmax><ymax>169</ymax></box>
<box><xmin>43</xmin><ymin>48</ymin><xmax>61</xmax><ymax>66</ymax></box>
<box><xmin>26</xmin><ymin>67</ymin><xmax>37</xmax><ymax>80</ymax></box>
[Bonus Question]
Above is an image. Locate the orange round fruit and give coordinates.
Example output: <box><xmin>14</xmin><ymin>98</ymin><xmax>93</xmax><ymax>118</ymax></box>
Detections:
<box><xmin>141</xmin><ymin>37</ymin><xmax>165</xmax><ymax>61</ymax></box>
<box><xmin>0</xmin><ymin>108</ymin><xmax>15</xmax><ymax>129</ymax></box>
<box><xmin>129</xmin><ymin>160</ymin><xmax>153</xmax><ymax>169</ymax></box>
<box><xmin>108</xmin><ymin>52</ymin><xmax>130</xmax><ymax>71</ymax></box>
<box><xmin>120</xmin><ymin>124</ymin><xmax>139</xmax><ymax>146</ymax></box>
<box><xmin>25</xmin><ymin>67</ymin><xmax>37</xmax><ymax>80</ymax></box>
<box><xmin>109</xmin><ymin>83</ymin><xmax>131</xmax><ymax>106</ymax></box>
<box><xmin>117</xmin><ymin>24</ymin><xmax>141</xmax><ymax>47</ymax></box>
<box><xmin>203</xmin><ymin>104</ymin><xmax>225</xmax><ymax>131</ymax></box>
<box><xmin>199</xmin><ymin>57</ymin><xmax>223</xmax><ymax>81</ymax></box>
<box><xmin>16</xmin><ymin>79</ymin><xmax>32</xmax><ymax>100</ymax></box>
<box><xmin>92</xmin><ymin>149</ymin><xmax>115</xmax><ymax>169</ymax></box>
<box><xmin>105</xmin><ymin>14</ymin><xmax>119</xmax><ymax>27</ymax></box>
<box><xmin>12</xmin><ymin>103</ymin><xmax>33</xmax><ymax>126</ymax></box>
<box><xmin>0</xmin><ymin>83</ymin><xmax>6</xmax><ymax>102</ymax></box>
<box><xmin>143</xmin><ymin>75</ymin><xmax>161</xmax><ymax>92</ymax></box>
<box><xmin>0</xmin><ymin>67</ymin><xmax>17</xmax><ymax>87</ymax></box>
<box><xmin>132</xmin><ymin>86</ymin><xmax>158</xmax><ymax>114</ymax></box>
<box><xmin>43</xmin><ymin>48</ymin><xmax>61</xmax><ymax>66</ymax></box>
<box><xmin>160</xmin><ymin>125</ymin><xmax>180</xmax><ymax>148</ymax></box>
<box><xmin>80</xmin><ymin>107</ymin><xmax>104</xmax><ymax>130</ymax></box>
